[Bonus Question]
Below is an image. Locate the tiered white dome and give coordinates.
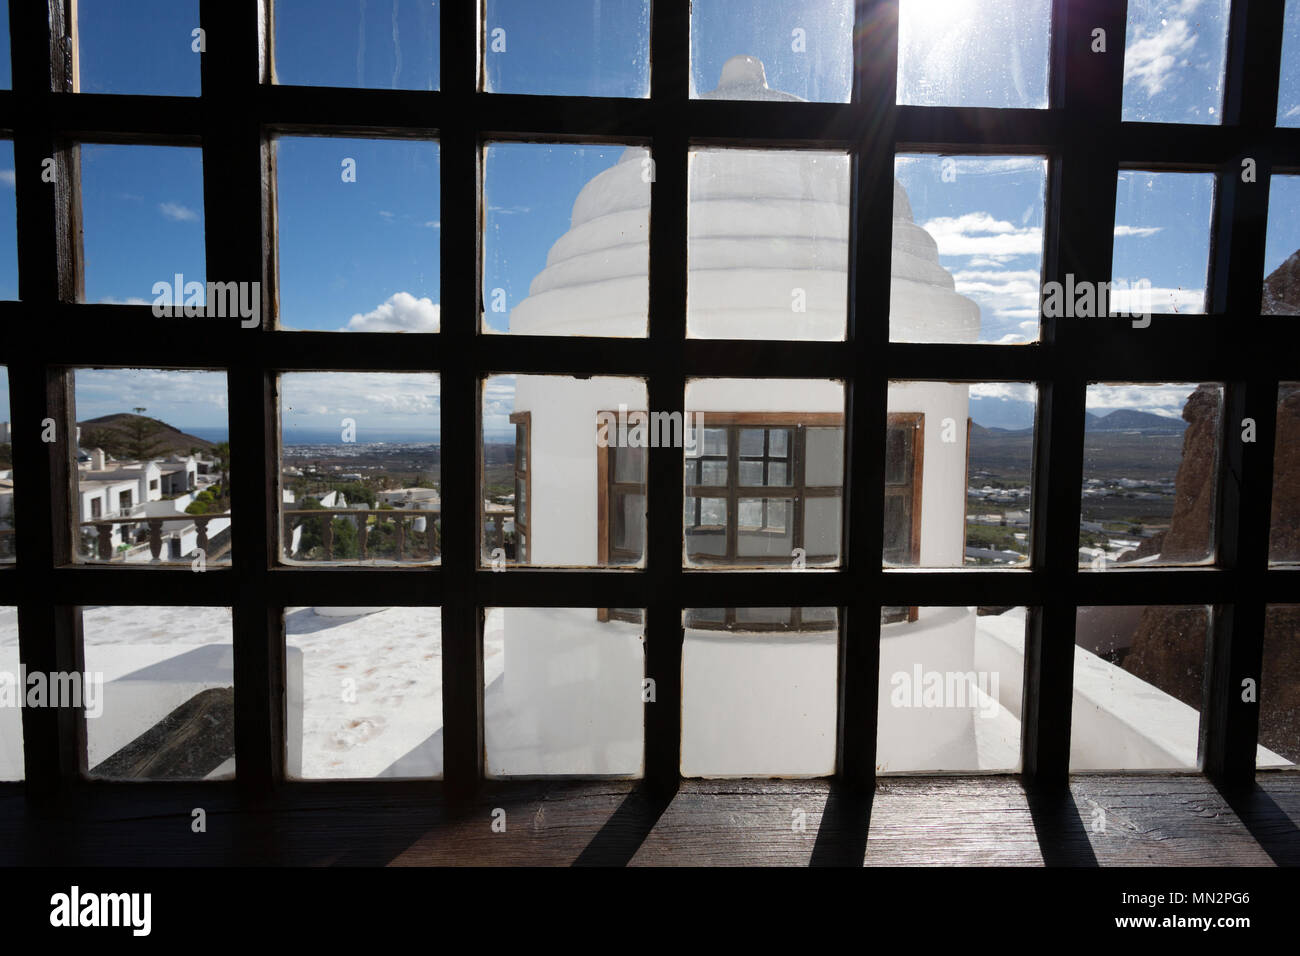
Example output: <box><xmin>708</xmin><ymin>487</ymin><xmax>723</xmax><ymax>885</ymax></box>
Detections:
<box><xmin>508</xmin><ymin>56</ymin><xmax>979</xmax><ymax>343</ymax></box>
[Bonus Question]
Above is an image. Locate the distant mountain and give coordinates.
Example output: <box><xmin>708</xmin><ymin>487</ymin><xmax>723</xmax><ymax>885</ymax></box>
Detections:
<box><xmin>1085</xmin><ymin>409</ymin><xmax>1186</xmax><ymax>434</ymax></box>
<box><xmin>969</xmin><ymin>396</ymin><xmax>1036</xmax><ymax>431</ymax></box>
<box><xmin>77</xmin><ymin>413</ymin><xmax>217</xmax><ymax>461</ymax></box>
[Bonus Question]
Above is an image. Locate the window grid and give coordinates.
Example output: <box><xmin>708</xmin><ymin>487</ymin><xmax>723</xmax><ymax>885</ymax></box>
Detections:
<box><xmin>0</xmin><ymin>1</ymin><xmax>1294</xmax><ymax>803</ymax></box>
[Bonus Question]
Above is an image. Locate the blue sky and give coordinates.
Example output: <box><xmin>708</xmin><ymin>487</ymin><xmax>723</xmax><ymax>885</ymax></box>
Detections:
<box><xmin>0</xmin><ymin>1</ymin><xmax>1296</xmax><ymax>433</ymax></box>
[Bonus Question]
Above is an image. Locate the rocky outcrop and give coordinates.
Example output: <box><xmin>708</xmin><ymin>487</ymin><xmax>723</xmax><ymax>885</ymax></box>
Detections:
<box><xmin>1269</xmin><ymin>383</ymin><xmax>1300</xmax><ymax>562</ymax></box>
<box><xmin>1118</xmin><ymin>385</ymin><xmax>1218</xmax><ymax>563</ymax></box>
<box><xmin>1262</xmin><ymin>249</ymin><xmax>1300</xmax><ymax>315</ymax></box>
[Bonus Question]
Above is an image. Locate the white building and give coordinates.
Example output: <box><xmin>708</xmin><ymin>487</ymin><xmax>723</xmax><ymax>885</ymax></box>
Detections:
<box><xmin>490</xmin><ymin>57</ymin><xmax>987</xmax><ymax>777</ymax></box>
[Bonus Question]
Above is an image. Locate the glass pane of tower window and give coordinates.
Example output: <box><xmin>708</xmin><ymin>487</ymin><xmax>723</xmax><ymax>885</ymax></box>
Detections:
<box><xmin>1262</xmin><ymin>175</ymin><xmax>1300</xmax><ymax>315</ymax></box>
<box><xmin>690</xmin><ymin>0</ymin><xmax>853</xmax><ymax>103</ymax></box>
<box><xmin>1121</xmin><ymin>0</ymin><xmax>1230</xmax><ymax>125</ymax></box>
<box><xmin>898</xmin><ymin>0</ymin><xmax>1051</xmax><ymax>109</ymax></box>
<box><xmin>0</xmin><ymin>607</ymin><xmax>19</xmax><ymax>780</ymax></box>
<box><xmin>1280</xmin><ymin>1</ymin><xmax>1300</xmax><ymax>127</ymax></box>
<box><xmin>76</xmin><ymin>0</ymin><xmax>201</xmax><ymax>96</ymax></box>
<box><xmin>684</xmin><ymin>379</ymin><xmax>845</xmax><ymax>568</ymax></box>
<box><xmin>73</xmin><ymin>369</ymin><xmax>231</xmax><ymax>567</ymax></box>
<box><xmin>275</xmin><ymin>136</ymin><xmax>440</xmax><ymax>332</ymax></box>
<box><xmin>1269</xmin><ymin>383</ymin><xmax>1300</xmax><ymax>565</ymax></box>
<box><xmin>82</xmin><ymin>605</ymin><xmax>235</xmax><ymax>780</ymax></box>
<box><xmin>486</xmin><ymin>374</ymin><xmax>648</xmax><ymax>567</ymax></box>
<box><xmin>274</xmin><ymin>0</ymin><xmax>440</xmax><ymax>90</ymax></box>
<box><xmin>877</xmin><ymin>606</ymin><xmax>1027</xmax><ymax>773</ymax></box>
<box><xmin>79</xmin><ymin>145</ymin><xmax>206</xmax><ymax>307</ymax></box>
<box><xmin>286</xmin><ymin>606</ymin><xmax>442</xmax><ymax>780</ymax></box>
<box><xmin>1071</xmin><ymin>605</ymin><xmax>1210</xmax><ymax>771</ymax></box>
<box><xmin>892</xmin><ymin>154</ymin><xmax>1047</xmax><ymax>344</ymax></box>
<box><xmin>1111</xmin><ymin>171</ymin><xmax>1214</xmax><ymax>316</ymax></box>
<box><xmin>280</xmin><ymin>373</ymin><xmax>441</xmax><ymax>566</ymax></box>
<box><xmin>884</xmin><ymin>383</ymin><xmax>1037</xmax><ymax>570</ymax></box>
<box><xmin>1259</xmin><ymin>605</ymin><xmax>1300</xmax><ymax>768</ymax></box>
<box><xmin>484</xmin><ymin>0</ymin><xmax>649</xmax><ymax>97</ymax></box>
<box><xmin>687</xmin><ymin>148</ymin><xmax>849</xmax><ymax>341</ymax></box>
<box><xmin>484</xmin><ymin>607</ymin><xmax>644</xmax><ymax>777</ymax></box>
<box><xmin>1081</xmin><ymin>383</ymin><xmax>1222</xmax><ymax>567</ymax></box>
<box><xmin>682</xmin><ymin>608</ymin><xmax>838</xmax><ymax>777</ymax></box>
<box><xmin>483</xmin><ymin>143</ymin><xmax>649</xmax><ymax>336</ymax></box>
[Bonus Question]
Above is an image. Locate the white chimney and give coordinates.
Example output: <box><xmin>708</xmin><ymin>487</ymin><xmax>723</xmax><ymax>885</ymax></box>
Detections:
<box><xmin>92</xmin><ymin>448</ymin><xmax>106</xmax><ymax>470</ymax></box>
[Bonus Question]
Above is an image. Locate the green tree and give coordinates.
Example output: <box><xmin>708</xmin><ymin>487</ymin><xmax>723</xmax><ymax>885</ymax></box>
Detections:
<box><xmin>121</xmin><ymin>413</ymin><xmax>170</xmax><ymax>460</ymax></box>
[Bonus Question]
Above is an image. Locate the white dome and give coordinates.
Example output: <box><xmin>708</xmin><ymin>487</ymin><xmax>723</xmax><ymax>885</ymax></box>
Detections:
<box><xmin>508</xmin><ymin>59</ymin><xmax>979</xmax><ymax>342</ymax></box>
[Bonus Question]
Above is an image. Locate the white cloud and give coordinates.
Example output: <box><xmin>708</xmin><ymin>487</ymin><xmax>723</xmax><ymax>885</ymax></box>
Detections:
<box><xmin>920</xmin><ymin>213</ymin><xmax>1043</xmax><ymax>257</ymax></box>
<box><xmin>280</xmin><ymin>371</ymin><xmax>442</xmax><ymax>431</ymax></box>
<box><xmin>1124</xmin><ymin>15</ymin><xmax>1197</xmax><ymax>97</ymax></box>
<box><xmin>1113</xmin><ymin>225</ymin><xmax>1163</xmax><ymax>238</ymax></box>
<box><xmin>424</xmin><ymin>220</ymin><xmax>440</xmax><ymax>229</ymax></box>
<box><xmin>159</xmin><ymin>202</ymin><xmax>199</xmax><ymax>222</ymax></box>
<box><xmin>344</xmin><ymin>292</ymin><xmax>440</xmax><ymax>333</ymax></box>
<box><xmin>969</xmin><ymin>382</ymin><xmax>1036</xmax><ymax>402</ymax></box>
<box><xmin>98</xmin><ymin>296</ymin><xmax>150</xmax><ymax>306</ymax></box>
<box><xmin>1086</xmin><ymin>383</ymin><xmax>1201</xmax><ymax>417</ymax></box>
<box><xmin>0</xmin><ymin>169</ymin><xmax>14</xmax><ymax>188</ymax></box>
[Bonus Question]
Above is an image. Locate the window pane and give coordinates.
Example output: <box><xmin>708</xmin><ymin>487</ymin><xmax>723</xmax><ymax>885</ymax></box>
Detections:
<box><xmin>485</xmin><ymin>607</ymin><xmax>644</xmax><ymax>777</ymax></box>
<box><xmin>805</xmin><ymin>427</ymin><xmax>842</xmax><ymax>485</ymax></box>
<box><xmin>0</xmin><ymin>0</ymin><xmax>9</xmax><ymax>90</ymax></box>
<box><xmin>685</xmin><ymin>379</ymin><xmax>845</xmax><ymax>568</ymax></box>
<box><xmin>275</xmin><ymin>137</ymin><xmax>439</xmax><ymax>332</ymax></box>
<box><xmin>80</xmin><ymin>145</ymin><xmax>206</xmax><ymax>306</ymax></box>
<box><xmin>804</xmin><ymin>496</ymin><xmax>841</xmax><ymax>556</ymax></box>
<box><xmin>690</xmin><ymin>1</ymin><xmax>853</xmax><ymax>103</ymax></box>
<box><xmin>688</xmin><ymin>149</ymin><xmax>849</xmax><ymax>341</ymax></box>
<box><xmin>0</xmin><ymin>367</ymin><xmax>11</xmax><ymax>565</ymax></box>
<box><xmin>1269</xmin><ymin>383</ymin><xmax>1300</xmax><ymax>564</ymax></box>
<box><xmin>1111</xmin><ymin>171</ymin><xmax>1213</xmax><ymax>316</ymax></box>
<box><xmin>885</xmin><ymin>383</ymin><xmax>1036</xmax><ymax>569</ymax></box>
<box><xmin>1259</xmin><ymin>605</ymin><xmax>1300</xmax><ymax>768</ymax></box>
<box><xmin>1071</xmin><ymin>605</ymin><xmax>1209</xmax><ymax>770</ymax></box>
<box><xmin>0</xmin><ymin>140</ymin><xmax>16</xmax><ymax>300</ymax></box>
<box><xmin>280</xmin><ymin>373</ymin><xmax>441</xmax><ymax>566</ymax></box>
<box><xmin>737</xmin><ymin>498</ymin><xmax>794</xmax><ymax>556</ymax></box>
<box><xmin>892</xmin><ymin>155</ymin><xmax>1046</xmax><ymax>344</ymax></box>
<box><xmin>878</xmin><ymin>606</ymin><xmax>1026</xmax><ymax>773</ymax></box>
<box><xmin>1281</xmin><ymin>1</ymin><xmax>1300</xmax><ymax>127</ymax></box>
<box><xmin>898</xmin><ymin>0</ymin><xmax>1051</xmax><ymax>109</ymax></box>
<box><xmin>286</xmin><ymin>606</ymin><xmax>442</xmax><ymax>779</ymax></box>
<box><xmin>0</xmin><ymin>607</ymin><xmax>19</xmax><ymax>780</ymax></box>
<box><xmin>486</xmin><ymin>374</ymin><xmax>647</xmax><ymax>567</ymax></box>
<box><xmin>1081</xmin><ymin>383</ymin><xmax>1221</xmax><ymax>567</ymax></box>
<box><xmin>484</xmin><ymin>143</ymin><xmax>648</xmax><ymax>336</ymax></box>
<box><xmin>1122</xmin><ymin>0</ymin><xmax>1230</xmax><ymax>125</ymax></box>
<box><xmin>484</xmin><ymin>0</ymin><xmax>649</xmax><ymax>97</ymax></box>
<box><xmin>274</xmin><ymin>0</ymin><xmax>439</xmax><ymax>90</ymax></box>
<box><xmin>76</xmin><ymin>0</ymin><xmax>201</xmax><ymax>96</ymax></box>
<box><xmin>83</xmin><ymin>605</ymin><xmax>234</xmax><ymax>780</ymax></box>
<box><xmin>74</xmin><ymin>369</ymin><xmax>230</xmax><ymax>567</ymax></box>
<box><xmin>682</xmin><ymin>608</ymin><xmax>837</xmax><ymax>777</ymax></box>
<box><xmin>1263</xmin><ymin>175</ymin><xmax>1300</xmax><ymax>315</ymax></box>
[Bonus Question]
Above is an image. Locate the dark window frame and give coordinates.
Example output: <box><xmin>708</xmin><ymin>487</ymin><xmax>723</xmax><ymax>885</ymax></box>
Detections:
<box><xmin>0</xmin><ymin>1</ymin><xmax>1292</xmax><ymax>805</ymax></box>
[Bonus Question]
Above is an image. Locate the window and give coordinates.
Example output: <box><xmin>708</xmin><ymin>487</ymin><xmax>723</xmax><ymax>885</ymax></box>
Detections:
<box><xmin>1</xmin><ymin>0</ymin><xmax>1294</xmax><ymax>829</ymax></box>
<box><xmin>508</xmin><ymin>411</ymin><xmax>529</xmax><ymax>564</ymax></box>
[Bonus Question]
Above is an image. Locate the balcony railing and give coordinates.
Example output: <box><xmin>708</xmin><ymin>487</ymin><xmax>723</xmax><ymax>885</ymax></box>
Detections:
<box><xmin>282</xmin><ymin>506</ymin><xmax>514</xmax><ymax>563</ymax></box>
<box><xmin>80</xmin><ymin>513</ymin><xmax>231</xmax><ymax>562</ymax></box>
<box><xmin>283</xmin><ymin>508</ymin><xmax>444</xmax><ymax>563</ymax></box>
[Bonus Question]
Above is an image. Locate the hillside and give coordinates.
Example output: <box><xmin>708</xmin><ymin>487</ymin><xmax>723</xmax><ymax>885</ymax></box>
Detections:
<box><xmin>1085</xmin><ymin>408</ymin><xmax>1187</xmax><ymax>434</ymax></box>
<box><xmin>77</xmin><ymin>413</ymin><xmax>217</xmax><ymax>461</ymax></box>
